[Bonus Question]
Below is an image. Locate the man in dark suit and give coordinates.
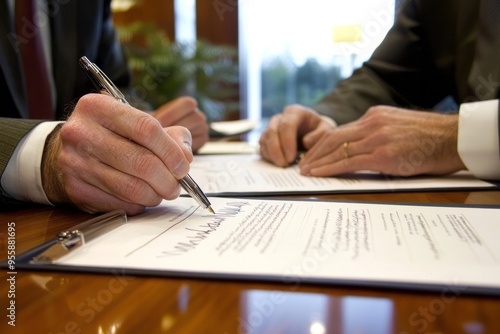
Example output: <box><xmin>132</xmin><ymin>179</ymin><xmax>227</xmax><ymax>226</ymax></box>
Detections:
<box><xmin>0</xmin><ymin>0</ymin><xmax>209</xmax><ymax>214</ymax></box>
<box><xmin>259</xmin><ymin>0</ymin><xmax>500</xmax><ymax>180</ymax></box>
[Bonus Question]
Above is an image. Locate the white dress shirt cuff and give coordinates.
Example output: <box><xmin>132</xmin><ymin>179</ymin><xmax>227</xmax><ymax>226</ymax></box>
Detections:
<box><xmin>458</xmin><ymin>100</ymin><xmax>500</xmax><ymax>180</ymax></box>
<box><xmin>1</xmin><ymin>121</ymin><xmax>64</xmax><ymax>204</ymax></box>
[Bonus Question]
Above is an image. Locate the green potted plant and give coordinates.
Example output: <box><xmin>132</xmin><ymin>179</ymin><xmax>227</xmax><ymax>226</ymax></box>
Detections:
<box><xmin>117</xmin><ymin>22</ymin><xmax>240</xmax><ymax>122</ymax></box>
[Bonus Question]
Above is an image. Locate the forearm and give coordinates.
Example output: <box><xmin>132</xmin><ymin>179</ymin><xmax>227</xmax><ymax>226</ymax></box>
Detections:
<box><xmin>313</xmin><ymin>66</ymin><xmax>410</xmax><ymax>125</ymax></box>
<box><xmin>313</xmin><ymin>0</ymin><xmax>456</xmax><ymax>125</ymax></box>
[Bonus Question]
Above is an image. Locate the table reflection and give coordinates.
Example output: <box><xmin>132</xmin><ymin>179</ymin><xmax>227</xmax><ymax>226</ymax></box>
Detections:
<box><xmin>240</xmin><ymin>289</ymin><xmax>393</xmax><ymax>333</ymax></box>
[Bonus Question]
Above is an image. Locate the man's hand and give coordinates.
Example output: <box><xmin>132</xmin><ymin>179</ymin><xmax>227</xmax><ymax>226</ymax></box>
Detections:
<box><xmin>258</xmin><ymin>104</ymin><xmax>336</xmax><ymax>167</ymax></box>
<box><xmin>298</xmin><ymin>106</ymin><xmax>466</xmax><ymax>177</ymax></box>
<box><xmin>42</xmin><ymin>94</ymin><xmax>194</xmax><ymax>215</ymax></box>
<box><xmin>152</xmin><ymin>96</ymin><xmax>209</xmax><ymax>151</ymax></box>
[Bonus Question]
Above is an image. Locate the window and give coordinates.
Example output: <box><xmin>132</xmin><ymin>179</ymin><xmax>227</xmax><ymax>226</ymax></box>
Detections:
<box><xmin>174</xmin><ymin>0</ymin><xmax>196</xmax><ymax>44</ymax></box>
<box><xmin>239</xmin><ymin>0</ymin><xmax>396</xmax><ymax>126</ymax></box>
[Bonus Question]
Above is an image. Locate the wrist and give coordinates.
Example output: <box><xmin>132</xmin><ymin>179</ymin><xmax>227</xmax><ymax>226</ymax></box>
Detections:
<box><xmin>41</xmin><ymin>124</ymin><xmax>70</xmax><ymax>204</ymax></box>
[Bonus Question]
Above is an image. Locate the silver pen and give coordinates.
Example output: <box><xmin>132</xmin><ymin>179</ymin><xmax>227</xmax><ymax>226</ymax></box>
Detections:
<box><xmin>79</xmin><ymin>56</ymin><xmax>215</xmax><ymax>214</ymax></box>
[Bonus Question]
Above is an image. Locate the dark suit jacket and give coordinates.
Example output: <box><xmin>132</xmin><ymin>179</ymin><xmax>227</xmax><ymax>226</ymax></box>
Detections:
<box><xmin>314</xmin><ymin>0</ymin><xmax>499</xmax><ymax>124</ymax></box>
<box><xmin>0</xmin><ymin>0</ymin><xmax>130</xmax><ymax>197</ymax></box>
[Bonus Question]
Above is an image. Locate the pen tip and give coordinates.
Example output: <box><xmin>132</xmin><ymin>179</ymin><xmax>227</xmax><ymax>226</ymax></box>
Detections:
<box><xmin>208</xmin><ymin>206</ymin><xmax>215</xmax><ymax>214</ymax></box>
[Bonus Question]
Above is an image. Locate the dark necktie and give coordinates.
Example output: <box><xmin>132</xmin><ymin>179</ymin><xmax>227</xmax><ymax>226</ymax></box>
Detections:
<box><xmin>15</xmin><ymin>0</ymin><xmax>54</xmax><ymax>119</ymax></box>
<box><xmin>469</xmin><ymin>0</ymin><xmax>500</xmax><ymax>101</ymax></box>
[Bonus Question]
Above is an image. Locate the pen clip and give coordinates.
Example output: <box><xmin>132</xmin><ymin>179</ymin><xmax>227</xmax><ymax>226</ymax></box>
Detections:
<box><xmin>31</xmin><ymin>210</ymin><xmax>127</xmax><ymax>264</ymax></box>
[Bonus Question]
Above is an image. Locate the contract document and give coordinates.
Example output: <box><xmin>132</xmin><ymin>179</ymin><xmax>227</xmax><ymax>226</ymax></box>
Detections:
<box><xmin>186</xmin><ymin>154</ymin><xmax>497</xmax><ymax>196</ymax></box>
<box><xmin>36</xmin><ymin>197</ymin><xmax>500</xmax><ymax>294</ymax></box>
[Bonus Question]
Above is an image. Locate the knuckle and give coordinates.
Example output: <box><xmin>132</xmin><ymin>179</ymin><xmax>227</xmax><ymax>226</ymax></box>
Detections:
<box><xmin>77</xmin><ymin>93</ymin><xmax>98</xmax><ymax>109</ymax></box>
<box><xmin>161</xmin><ymin>142</ymin><xmax>185</xmax><ymax>165</ymax></box>
<box><xmin>179</xmin><ymin>96</ymin><xmax>198</xmax><ymax>108</ymax></box>
<box><xmin>196</xmin><ymin>111</ymin><xmax>208</xmax><ymax>123</ymax></box>
<box><xmin>130</xmin><ymin>151</ymin><xmax>160</xmax><ymax>176</ymax></box>
<box><xmin>59</xmin><ymin>122</ymin><xmax>82</xmax><ymax>144</ymax></box>
<box><xmin>282</xmin><ymin>105</ymin><xmax>296</xmax><ymax>113</ymax></box>
<box><xmin>260</xmin><ymin>129</ymin><xmax>274</xmax><ymax>142</ymax></box>
<box><xmin>186</xmin><ymin>96</ymin><xmax>199</xmax><ymax>109</ymax></box>
<box><xmin>283</xmin><ymin>104</ymin><xmax>306</xmax><ymax>115</ymax></box>
<box><xmin>366</xmin><ymin>106</ymin><xmax>381</xmax><ymax>114</ymax></box>
<box><xmin>75</xmin><ymin>94</ymin><xmax>107</xmax><ymax>117</ymax></box>
<box><xmin>365</xmin><ymin>106</ymin><xmax>389</xmax><ymax>121</ymax></box>
<box><xmin>269</xmin><ymin>114</ymin><xmax>282</xmax><ymax>126</ymax></box>
<box><xmin>162</xmin><ymin>181</ymin><xmax>181</xmax><ymax>200</ymax></box>
<box><xmin>120</xmin><ymin>177</ymin><xmax>150</xmax><ymax>203</ymax></box>
<box><xmin>133</xmin><ymin>114</ymin><xmax>161</xmax><ymax>140</ymax></box>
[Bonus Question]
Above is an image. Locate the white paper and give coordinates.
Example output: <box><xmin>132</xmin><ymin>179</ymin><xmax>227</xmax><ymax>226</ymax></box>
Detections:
<box><xmin>196</xmin><ymin>142</ymin><xmax>259</xmax><ymax>155</ymax></box>
<box><xmin>57</xmin><ymin>197</ymin><xmax>500</xmax><ymax>291</ymax></box>
<box><xmin>210</xmin><ymin>119</ymin><xmax>257</xmax><ymax>136</ymax></box>
<box><xmin>186</xmin><ymin>154</ymin><xmax>496</xmax><ymax>195</ymax></box>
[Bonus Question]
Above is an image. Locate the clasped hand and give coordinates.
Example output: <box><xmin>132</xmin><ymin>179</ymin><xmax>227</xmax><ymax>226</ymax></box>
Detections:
<box><xmin>259</xmin><ymin>105</ymin><xmax>466</xmax><ymax>177</ymax></box>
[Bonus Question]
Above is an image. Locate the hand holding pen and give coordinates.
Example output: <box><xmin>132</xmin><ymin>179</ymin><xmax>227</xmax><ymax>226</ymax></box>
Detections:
<box><xmin>40</xmin><ymin>57</ymin><xmax>213</xmax><ymax>215</ymax></box>
<box><xmin>78</xmin><ymin>56</ymin><xmax>214</xmax><ymax>214</ymax></box>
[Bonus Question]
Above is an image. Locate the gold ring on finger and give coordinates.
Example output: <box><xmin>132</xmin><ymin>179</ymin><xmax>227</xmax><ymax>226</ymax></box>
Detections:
<box><xmin>343</xmin><ymin>141</ymin><xmax>350</xmax><ymax>159</ymax></box>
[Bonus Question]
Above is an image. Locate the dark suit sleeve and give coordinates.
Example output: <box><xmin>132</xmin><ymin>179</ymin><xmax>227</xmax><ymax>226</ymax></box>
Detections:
<box><xmin>0</xmin><ymin>118</ymin><xmax>44</xmax><ymax>208</ymax></box>
<box><xmin>314</xmin><ymin>0</ymin><xmax>457</xmax><ymax>124</ymax></box>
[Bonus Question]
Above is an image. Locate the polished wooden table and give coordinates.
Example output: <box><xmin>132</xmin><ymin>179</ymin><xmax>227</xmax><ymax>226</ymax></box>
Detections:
<box><xmin>1</xmin><ymin>190</ymin><xmax>499</xmax><ymax>333</ymax></box>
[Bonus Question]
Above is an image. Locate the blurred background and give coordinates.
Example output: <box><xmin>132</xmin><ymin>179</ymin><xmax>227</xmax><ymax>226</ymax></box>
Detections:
<box><xmin>111</xmin><ymin>0</ymin><xmax>397</xmax><ymax>125</ymax></box>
